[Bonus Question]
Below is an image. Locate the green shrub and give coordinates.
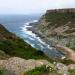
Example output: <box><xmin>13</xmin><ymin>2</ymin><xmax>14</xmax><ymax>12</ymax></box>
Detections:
<box><xmin>45</xmin><ymin>12</ymin><xmax>75</xmax><ymax>28</ymax></box>
<box><xmin>61</xmin><ymin>59</ymin><xmax>75</xmax><ymax>65</ymax></box>
<box><xmin>0</xmin><ymin>69</ymin><xmax>11</xmax><ymax>75</ymax></box>
<box><xmin>24</xmin><ymin>65</ymin><xmax>50</xmax><ymax>75</ymax></box>
<box><xmin>69</xmin><ymin>70</ymin><xmax>75</xmax><ymax>75</ymax></box>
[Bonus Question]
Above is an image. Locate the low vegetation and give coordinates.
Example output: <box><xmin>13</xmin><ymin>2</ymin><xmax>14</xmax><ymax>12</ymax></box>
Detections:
<box><xmin>69</xmin><ymin>70</ymin><xmax>75</xmax><ymax>75</ymax></box>
<box><xmin>45</xmin><ymin>12</ymin><xmax>75</xmax><ymax>28</ymax></box>
<box><xmin>0</xmin><ymin>24</ymin><xmax>49</xmax><ymax>60</ymax></box>
<box><xmin>24</xmin><ymin>65</ymin><xmax>50</xmax><ymax>75</ymax></box>
<box><xmin>36</xmin><ymin>9</ymin><xmax>75</xmax><ymax>52</ymax></box>
<box><xmin>0</xmin><ymin>69</ymin><xmax>11</xmax><ymax>75</ymax></box>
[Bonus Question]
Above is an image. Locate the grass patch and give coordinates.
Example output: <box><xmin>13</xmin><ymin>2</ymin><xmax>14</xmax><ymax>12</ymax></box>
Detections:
<box><xmin>45</xmin><ymin>12</ymin><xmax>75</xmax><ymax>28</ymax></box>
<box><xmin>24</xmin><ymin>65</ymin><xmax>50</xmax><ymax>75</ymax></box>
<box><xmin>0</xmin><ymin>37</ymin><xmax>49</xmax><ymax>60</ymax></box>
<box><xmin>69</xmin><ymin>70</ymin><xmax>75</xmax><ymax>75</ymax></box>
<box><xmin>65</xmin><ymin>29</ymin><xmax>75</xmax><ymax>34</ymax></box>
<box><xmin>61</xmin><ymin>59</ymin><xmax>75</xmax><ymax>65</ymax></box>
<box><xmin>0</xmin><ymin>69</ymin><xmax>12</xmax><ymax>75</ymax></box>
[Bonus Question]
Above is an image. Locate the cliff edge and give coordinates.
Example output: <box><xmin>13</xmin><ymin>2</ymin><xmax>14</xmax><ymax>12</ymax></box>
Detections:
<box><xmin>35</xmin><ymin>8</ymin><xmax>75</xmax><ymax>49</ymax></box>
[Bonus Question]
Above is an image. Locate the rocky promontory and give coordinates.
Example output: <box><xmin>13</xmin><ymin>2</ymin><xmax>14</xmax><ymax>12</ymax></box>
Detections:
<box><xmin>30</xmin><ymin>8</ymin><xmax>75</xmax><ymax>63</ymax></box>
<box><xmin>33</xmin><ymin>8</ymin><xmax>75</xmax><ymax>49</ymax></box>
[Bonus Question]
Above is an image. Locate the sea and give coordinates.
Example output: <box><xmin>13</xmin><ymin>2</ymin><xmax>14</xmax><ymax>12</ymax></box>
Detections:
<box><xmin>0</xmin><ymin>14</ymin><xmax>64</xmax><ymax>59</ymax></box>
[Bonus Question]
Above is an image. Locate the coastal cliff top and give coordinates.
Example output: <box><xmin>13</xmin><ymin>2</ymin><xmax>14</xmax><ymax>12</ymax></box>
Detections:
<box><xmin>38</xmin><ymin>8</ymin><xmax>75</xmax><ymax>36</ymax></box>
<box><xmin>46</xmin><ymin>8</ymin><xmax>75</xmax><ymax>13</ymax></box>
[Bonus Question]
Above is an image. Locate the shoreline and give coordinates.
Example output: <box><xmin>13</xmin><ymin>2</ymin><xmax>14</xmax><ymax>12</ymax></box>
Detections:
<box><xmin>27</xmin><ymin>22</ymin><xmax>75</xmax><ymax>61</ymax></box>
<box><xmin>27</xmin><ymin>25</ymin><xmax>54</xmax><ymax>46</ymax></box>
<box><xmin>26</xmin><ymin>23</ymin><xmax>66</xmax><ymax>60</ymax></box>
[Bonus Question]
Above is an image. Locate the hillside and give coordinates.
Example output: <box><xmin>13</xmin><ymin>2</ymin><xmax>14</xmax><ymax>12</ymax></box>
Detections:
<box><xmin>0</xmin><ymin>24</ymin><xmax>55</xmax><ymax>75</ymax></box>
<box><xmin>34</xmin><ymin>8</ymin><xmax>75</xmax><ymax>49</ymax></box>
<box><xmin>0</xmin><ymin>24</ymin><xmax>49</xmax><ymax>60</ymax></box>
<box><xmin>0</xmin><ymin>24</ymin><xmax>64</xmax><ymax>75</ymax></box>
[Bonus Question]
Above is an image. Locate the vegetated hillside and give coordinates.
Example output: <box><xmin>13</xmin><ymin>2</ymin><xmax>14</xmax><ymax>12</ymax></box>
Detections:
<box><xmin>0</xmin><ymin>24</ymin><xmax>56</xmax><ymax>75</ymax></box>
<box><xmin>0</xmin><ymin>24</ymin><xmax>49</xmax><ymax>60</ymax></box>
<box><xmin>35</xmin><ymin>8</ymin><xmax>75</xmax><ymax>49</ymax></box>
<box><xmin>38</xmin><ymin>8</ymin><xmax>75</xmax><ymax>36</ymax></box>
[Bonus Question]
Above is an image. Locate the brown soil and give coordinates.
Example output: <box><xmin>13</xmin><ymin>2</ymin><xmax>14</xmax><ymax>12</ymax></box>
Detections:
<box><xmin>55</xmin><ymin>44</ymin><xmax>75</xmax><ymax>61</ymax></box>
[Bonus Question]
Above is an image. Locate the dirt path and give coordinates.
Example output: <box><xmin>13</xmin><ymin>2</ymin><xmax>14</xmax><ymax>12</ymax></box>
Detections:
<box><xmin>55</xmin><ymin>44</ymin><xmax>75</xmax><ymax>61</ymax></box>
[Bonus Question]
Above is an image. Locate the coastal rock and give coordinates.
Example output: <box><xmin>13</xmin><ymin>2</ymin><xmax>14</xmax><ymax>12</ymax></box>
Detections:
<box><xmin>56</xmin><ymin>63</ymin><xmax>69</xmax><ymax>75</ymax></box>
<box><xmin>0</xmin><ymin>57</ymin><xmax>49</xmax><ymax>75</ymax></box>
<box><xmin>38</xmin><ymin>8</ymin><xmax>75</xmax><ymax>36</ymax></box>
<box><xmin>68</xmin><ymin>64</ymin><xmax>75</xmax><ymax>70</ymax></box>
<box><xmin>31</xmin><ymin>8</ymin><xmax>75</xmax><ymax>61</ymax></box>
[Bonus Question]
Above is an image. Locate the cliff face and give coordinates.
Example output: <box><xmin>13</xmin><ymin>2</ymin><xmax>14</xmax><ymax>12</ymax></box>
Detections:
<box><xmin>35</xmin><ymin>8</ymin><xmax>75</xmax><ymax>48</ymax></box>
<box><xmin>47</xmin><ymin>8</ymin><xmax>75</xmax><ymax>13</ymax></box>
<box><xmin>38</xmin><ymin>8</ymin><xmax>75</xmax><ymax>36</ymax></box>
<box><xmin>0</xmin><ymin>24</ymin><xmax>56</xmax><ymax>75</ymax></box>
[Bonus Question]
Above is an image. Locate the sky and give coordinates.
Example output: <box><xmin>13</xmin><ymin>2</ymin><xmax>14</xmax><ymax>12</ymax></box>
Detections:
<box><xmin>0</xmin><ymin>0</ymin><xmax>75</xmax><ymax>14</ymax></box>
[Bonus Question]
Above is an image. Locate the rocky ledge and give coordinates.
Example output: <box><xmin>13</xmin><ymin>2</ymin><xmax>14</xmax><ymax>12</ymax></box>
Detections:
<box><xmin>0</xmin><ymin>57</ymin><xmax>49</xmax><ymax>75</ymax></box>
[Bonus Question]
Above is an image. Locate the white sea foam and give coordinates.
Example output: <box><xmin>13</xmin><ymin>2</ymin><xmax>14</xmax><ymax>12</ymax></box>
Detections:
<box><xmin>47</xmin><ymin>45</ymin><xmax>53</xmax><ymax>50</ymax></box>
<box><xmin>36</xmin><ymin>37</ymin><xmax>46</xmax><ymax>45</ymax></box>
<box><xmin>29</xmin><ymin>37</ymin><xmax>35</xmax><ymax>41</ymax></box>
<box><xmin>32</xmin><ymin>20</ymin><xmax>38</xmax><ymax>23</ymax></box>
<box><xmin>25</xmin><ymin>22</ymin><xmax>30</xmax><ymax>25</ymax></box>
<box><xmin>37</xmin><ymin>38</ymin><xmax>53</xmax><ymax>50</ymax></box>
<box><xmin>21</xmin><ymin>20</ymin><xmax>37</xmax><ymax>38</ymax></box>
<box><xmin>21</xmin><ymin>20</ymin><xmax>53</xmax><ymax>50</ymax></box>
<box><xmin>26</xmin><ymin>31</ymin><xmax>36</xmax><ymax>38</ymax></box>
<box><xmin>21</xmin><ymin>24</ymin><xmax>36</xmax><ymax>38</ymax></box>
<box><xmin>61</xmin><ymin>56</ymin><xmax>66</xmax><ymax>60</ymax></box>
<box><xmin>24</xmin><ymin>20</ymin><xmax>38</xmax><ymax>26</ymax></box>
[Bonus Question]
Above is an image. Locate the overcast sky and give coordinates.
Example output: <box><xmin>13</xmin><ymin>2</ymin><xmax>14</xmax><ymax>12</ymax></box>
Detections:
<box><xmin>0</xmin><ymin>0</ymin><xmax>75</xmax><ymax>14</ymax></box>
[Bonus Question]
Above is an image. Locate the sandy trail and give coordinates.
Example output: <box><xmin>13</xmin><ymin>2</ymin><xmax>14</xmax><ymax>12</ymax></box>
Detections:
<box><xmin>55</xmin><ymin>44</ymin><xmax>75</xmax><ymax>61</ymax></box>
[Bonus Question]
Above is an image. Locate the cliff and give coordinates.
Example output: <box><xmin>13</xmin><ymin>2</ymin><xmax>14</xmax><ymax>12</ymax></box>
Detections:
<box><xmin>35</xmin><ymin>8</ymin><xmax>75</xmax><ymax>49</ymax></box>
<box><xmin>38</xmin><ymin>8</ymin><xmax>75</xmax><ymax>36</ymax></box>
<box><xmin>46</xmin><ymin>8</ymin><xmax>75</xmax><ymax>13</ymax></box>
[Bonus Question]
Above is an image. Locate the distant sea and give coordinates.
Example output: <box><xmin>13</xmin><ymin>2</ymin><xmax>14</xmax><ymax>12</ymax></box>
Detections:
<box><xmin>0</xmin><ymin>14</ymin><xmax>64</xmax><ymax>59</ymax></box>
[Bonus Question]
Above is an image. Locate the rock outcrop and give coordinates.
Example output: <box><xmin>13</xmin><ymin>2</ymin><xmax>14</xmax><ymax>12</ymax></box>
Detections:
<box><xmin>37</xmin><ymin>8</ymin><xmax>75</xmax><ymax>37</ymax></box>
<box><xmin>34</xmin><ymin>8</ymin><xmax>75</xmax><ymax>48</ymax></box>
<box><xmin>0</xmin><ymin>57</ymin><xmax>49</xmax><ymax>75</ymax></box>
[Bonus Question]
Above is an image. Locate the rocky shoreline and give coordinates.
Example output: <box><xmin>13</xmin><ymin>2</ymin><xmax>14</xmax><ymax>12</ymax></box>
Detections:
<box><xmin>27</xmin><ymin>23</ymin><xmax>66</xmax><ymax>59</ymax></box>
<box><xmin>27</xmin><ymin>22</ymin><xmax>75</xmax><ymax>62</ymax></box>
<box><xmin>27</xmin><ymin>24</ymin><xmax>57</xmax><ymax>47</ymax></box>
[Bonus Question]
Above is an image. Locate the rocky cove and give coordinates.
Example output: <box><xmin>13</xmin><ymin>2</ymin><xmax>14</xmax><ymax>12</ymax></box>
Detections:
<box><xmin>27</xmin><ymin>8</ymin><xmax>75</xmax><ymax>62</ymax></box>
<box><xmin>23</xmin><ymin>22</ymin><xmax>66</xmax><ymax>60</ymax></box>
<box><xmin>26</xmin><ymin>22</ymin><xmax>75</xmax><ymax>62</ymax></box>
